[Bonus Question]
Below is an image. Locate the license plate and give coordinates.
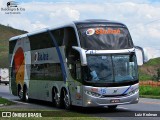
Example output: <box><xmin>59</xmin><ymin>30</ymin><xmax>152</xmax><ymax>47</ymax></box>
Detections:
<box><xmin>110</xmin><ymin>99</ymin><xmax>120</xmax><ymax>103</ymax></box>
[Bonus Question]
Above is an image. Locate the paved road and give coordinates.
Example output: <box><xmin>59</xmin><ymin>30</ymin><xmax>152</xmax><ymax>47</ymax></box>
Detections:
<box><xmin>0</xmin><ymin>84</ymin><xmax>160</xmax><ymax>120</ymax></box>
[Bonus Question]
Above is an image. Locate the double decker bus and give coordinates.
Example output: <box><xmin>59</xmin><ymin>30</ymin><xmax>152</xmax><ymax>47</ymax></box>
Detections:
<box><xmin>9</xmin><ymin>19</ymin><xmax>144</xmax><ymax>109</ymax></box>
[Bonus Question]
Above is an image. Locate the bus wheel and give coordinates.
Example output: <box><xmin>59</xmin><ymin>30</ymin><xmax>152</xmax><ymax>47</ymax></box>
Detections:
<box><xmin>63</xmin><ymin>90</ymin><xmax>71</xmax><ymax>110</ymax></box>
<box><xmin>23</xmin><ymin>87</ymin><xmax>29</xmax><ymax>102</ymax></box>
<box><xmin>53</xmin><ymin>88</ymin><xmax>61</xmax><ymax>107</ymax></box>
<box><xmin>108</xmin><ymin>105</ymin><xmax>117</xmax><ymax>110</ymax></box>
<box><xmin>18</xmin><ymin>87</ymin><xmax>23</xmax><ymax>101</ymax></box>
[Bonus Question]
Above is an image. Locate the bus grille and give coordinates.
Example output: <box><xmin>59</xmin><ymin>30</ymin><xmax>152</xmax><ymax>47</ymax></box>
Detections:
<box><xmin>101</xmin><ymin>94</ymin><xmax>127</xmax><ymax>98</ymax></box>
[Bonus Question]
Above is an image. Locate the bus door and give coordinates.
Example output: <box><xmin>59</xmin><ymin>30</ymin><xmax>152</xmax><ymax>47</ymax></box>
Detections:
<box><xmin>68</xmin><ymin>59</ymin><xmax>83</xmax><ymax>106</ymax></box>
<box><xmin>64</xmin><ymin>27</ymin><xmax>83</xmax><ymax>106</ymax></box>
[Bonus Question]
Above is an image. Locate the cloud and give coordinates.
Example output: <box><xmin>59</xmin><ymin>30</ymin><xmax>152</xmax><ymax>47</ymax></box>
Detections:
<box><xmin>49</xmin><ymin>7</ymin><xmax>80</xmax><ymax>20</ymax></box>
<box><xmin>136</xmin><ymin>47</ymin><xmax>160</xmax><ymax>65</ymax></box>
<box><xmin>145</xmin><ymin>47</ymin><xmax>160</xmax><ymax>59</ymax></box>
<box><xmin>31</xmin><ymin>21</ymin><xmax>48</xmax><ymax>30</ymax></box>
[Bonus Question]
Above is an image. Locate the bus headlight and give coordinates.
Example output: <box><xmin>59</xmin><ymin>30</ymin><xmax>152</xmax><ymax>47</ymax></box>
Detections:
<box><xmin>85</xmin><ymin>91</ymin><xmax>101</xmax><ymax>97</ymax></box>
<box><xmin>127</xmin><ymin>88</ymin><xmax>138</xmax><ymax>96</ymax></box>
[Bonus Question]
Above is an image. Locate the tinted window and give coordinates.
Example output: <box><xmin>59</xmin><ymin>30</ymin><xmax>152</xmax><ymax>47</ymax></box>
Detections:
<box><xmin>9</xmin><ymin>40</ymin><xmax>17</xmax><ymax>54</ymax></box>
<box><xmin>64</xmin><ymin>27</ymin><xmax>78</xmax><ymax>58</ymax></box>
<box><xmin>29</xmin><ymin>32</ymin><xmax>53</xmax><ymax>50</ymax></box>
<box><xmin>77</xmin><ymin>24</ymin><xmax>133</xmax><ymax>50</ymax></box>
<box><xmin>30</xmin><ymin>63</ymin><xmax>63</xmax><ymax>81</ymax></box>
<box><xmin>52</xmin><ymin>28</ymin><xmax>64</xmax><ymax>46</ymax></box>
<box><xmin>29</xmin><ymin>28</ymin><xmax>64</xmax><ymax>50</ymax></box>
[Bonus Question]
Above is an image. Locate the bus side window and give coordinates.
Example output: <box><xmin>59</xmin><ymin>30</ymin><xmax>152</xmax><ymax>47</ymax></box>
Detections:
<box><xmin>69</xmin><ymin>60</ymin><xmax>81</xmax><ymax>81</ymax></box>
<box><xmin>76</xmin><ymin>62</ymin><xmax>81</xmax><ymax>80</ymax></box>
<box><xmin>51</xmin><ymin>28</ymin><xmax>64</xmax><ymax>46</ymax></box>
<box><xmin>64</xmin><ymin>27</ymin><xmax>78</xmax><ymax>58</ymax></box>
<box><xmin>64</xmin><ymin>27</ymin><xmax>81</xmax><ymax>81</ymax></box>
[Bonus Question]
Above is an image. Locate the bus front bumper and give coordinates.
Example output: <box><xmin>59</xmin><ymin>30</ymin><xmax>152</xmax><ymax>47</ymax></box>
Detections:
<box><xmin>83</xmin><ymin>91</ymin><xmax>139</xmax><ymax>107</ymax></box>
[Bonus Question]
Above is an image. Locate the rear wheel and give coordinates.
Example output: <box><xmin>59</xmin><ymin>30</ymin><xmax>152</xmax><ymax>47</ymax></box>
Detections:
<box><xmin>23</xmin><ymin>87</ymin><xmax>29</xmax><ymax>102</ymax></box>
<box><xmin>53</xmin><ymin>88</ymin><xmax>61</xmax><ymax>107</ymax></box>
<box><xmin>63</xmin><ymin>89</ymin><xmax>72</xmax><ymax>110</ymax></box>
<box><xmin>18</xmin><ymin>86</ymin><xmax>24</xmax><ymax>101</ymax></box>
<box><xmin>108</xmin><ymin>105</ymin><xmax>117</xmax><ymax>110</ymax></box>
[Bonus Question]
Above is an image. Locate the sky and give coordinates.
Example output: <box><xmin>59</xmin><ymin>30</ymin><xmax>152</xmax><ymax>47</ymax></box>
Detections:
<box><xmin>0</xmin><ymin>0</ymin><xmax>160</xmax><ymax>63</ymax></box>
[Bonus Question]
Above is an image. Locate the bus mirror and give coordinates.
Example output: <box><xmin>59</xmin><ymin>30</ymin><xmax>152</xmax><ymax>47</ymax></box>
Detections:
<box><xmin>72</xmin><ymin>46</ymin><xmax>87</xmax><ymax>66</ymax></box>
<box><xmin>134</xmin><ymin>46</ymin><xmax>148</xmax><ymax>64</ymax></box>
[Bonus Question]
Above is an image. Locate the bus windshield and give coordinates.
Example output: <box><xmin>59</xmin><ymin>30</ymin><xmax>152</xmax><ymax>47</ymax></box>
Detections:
<box><xmin>83</xmin><ymin>54</ymin><xmax>138</xmax><ymax>83</ymax></box>
<box><xmin>78</xmin><ymin>25</ymin><xmax>133</xmax><ymax>50</ymax></box>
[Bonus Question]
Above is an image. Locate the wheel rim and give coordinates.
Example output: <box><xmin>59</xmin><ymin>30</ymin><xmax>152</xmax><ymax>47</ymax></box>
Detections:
<box><xmin>25</xmin><ymin>91</ymin><xmax>29</xmax><ymax>100</ymax></box>
<box><xmin>64</xmin><ymin>91</ymin><xmax>70</xmax><ymax>107</ymax></box>
<box><xmin>54</xmin><ymin>89</ymin><xmax>60</xmax><ymax>105</ymax></box>
<box><xmin>19</xmin><ymin>89</ymin><xmax>23</xmax><ymax>99</ymax></box>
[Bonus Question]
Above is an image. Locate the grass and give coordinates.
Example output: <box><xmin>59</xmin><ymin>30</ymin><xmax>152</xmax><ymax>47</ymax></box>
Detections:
<box><xmin>139</xmin><ymin>85</ymin><xmax>160</xmax><ymax>96</ymax></box>
<box><xmin>0</xmin><ymin>109</ymin><xmax>105</xmax><ymax>120</ymax></box>
<box><xmin>139</xmin><ymin>74</ymin><xmax>152</xmax><ymax>81</ymax></box>
<box><xmin>0</xmin><ymin>97</ymin><xmax>14</xmax><ymax>106</ymax></box>
<box><xmin>140</xmin><ymin>95</ymin><xmax>160</xmax><ymax>99</ymax></box>
<box><xmin>0</xmin><ymin>116</ymin><xmax>104</xmax><ymax>120</ymax></box>
<box><xmin>144</xmin><ymin>58</ymin><xmax>160</xmax><ymax>66</ymax></box>
<box><xmin>138</xmin><ymin>57</ymin><xmax>160</xmax><ymax>81</ymax></box>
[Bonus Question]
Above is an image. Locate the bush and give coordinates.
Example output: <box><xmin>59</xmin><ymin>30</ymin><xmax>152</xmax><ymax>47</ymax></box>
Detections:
<box><xmin>152</xmin><ymin>68</ymin><xmax>160</xmax><ymax>81</ymax></box>
<box><xmin>140</xmin><ymin>86</ymin><xmax>160</xmax><ymax>96</ymax></box>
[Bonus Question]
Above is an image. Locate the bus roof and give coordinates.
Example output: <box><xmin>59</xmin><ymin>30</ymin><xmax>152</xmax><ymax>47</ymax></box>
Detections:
<box><xmin>9</xmin><ymin>19</ymin><xmax>126</xmax><ymax>41</ymax></box>
<box><xmin>74</xmin><ymin>19</ymin><xmax>126</xmax><ymax>26</ymax></box>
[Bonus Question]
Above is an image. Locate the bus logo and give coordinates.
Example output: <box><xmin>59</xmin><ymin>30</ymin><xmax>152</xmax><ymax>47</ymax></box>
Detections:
<box><xmin>113</xmin><ymin>89</ymin><xmax>118</xmax><ymax>94</ymax></box>
<box><xmin>34</xmin><ymin>52</ymin><xmax>49</xmax><ymax>62</ymax></box>
<box><xmin>7</xmin><ymin>1</ymin><xmax>18</xmax><ymax>7</ymax></box>
<box><xmin>86</xmin><ymin>28</ymin><xmax>95</xmax><ymax>36</ymax></box>
<box><xmin>95</xmin><ymin>28</ymin><xmax>121</xmax><ymax>35</ymax></box>
<box><xmin>34</xmin><ymin>52</ymin><xmax>38</xmax><ymax>62</ymax></box>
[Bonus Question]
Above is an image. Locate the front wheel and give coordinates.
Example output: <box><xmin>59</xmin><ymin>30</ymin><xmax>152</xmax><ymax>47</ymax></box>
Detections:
<box><xmin>63</xmin><ymin>90</ymin><xmax>72</xmax><ymax>110</ymax></box>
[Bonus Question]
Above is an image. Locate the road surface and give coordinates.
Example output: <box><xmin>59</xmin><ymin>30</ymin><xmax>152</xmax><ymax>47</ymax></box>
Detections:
<box><xmin>0</xmin><ymin>84</ymin><xmax>160</xmax><ymax>120</ymax></box>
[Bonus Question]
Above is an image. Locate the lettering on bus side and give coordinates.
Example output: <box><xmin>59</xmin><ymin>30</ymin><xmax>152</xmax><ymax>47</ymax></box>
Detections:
<box><xmin>34</xmin><ymin>52</ymin><xmax>49</xmax><ymax>62</ymax></box>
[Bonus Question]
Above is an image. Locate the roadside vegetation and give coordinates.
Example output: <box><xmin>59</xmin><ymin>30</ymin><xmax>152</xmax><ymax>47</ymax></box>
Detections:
<box><xmin>139</xmin><ymin>58</ymin><xmax>160</xmax><ymax>99</ymax></box>
<box><xmin>139</xmin><ymin>86</ymin><xmax>160</xmax><ymax>99</ymax></box>
<box><xmin>0</xmin><ymin>108</ymin><xmax>105</xmax><ymax>120</ymax></box>
<box><xmin>0</xmin><ymin>97</ymin><xmax>14</xmax><ymax>106</ymax></box>
<box><xmin>138</xmin><ymin>57</ymin><xmax>160</xmax><ymax>81</ymax></box>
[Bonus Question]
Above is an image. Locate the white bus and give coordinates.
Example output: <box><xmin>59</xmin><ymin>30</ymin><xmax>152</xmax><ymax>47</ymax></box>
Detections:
<box><xmin>9</xmin><ymin>20</ymin><xmax>146</xmax><ymax>109</ymax></box>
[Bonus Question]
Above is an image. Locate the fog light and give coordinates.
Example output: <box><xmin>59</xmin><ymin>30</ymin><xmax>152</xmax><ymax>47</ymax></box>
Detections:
<box><xmin>87</xmin><ymin>101</ymin><xmax>91</xmax><ymax>104</ymax></box>
<box><xmin>136</xmin><ymin>97</ymin><xmax>139</xmax><ymax>101</ymax></box>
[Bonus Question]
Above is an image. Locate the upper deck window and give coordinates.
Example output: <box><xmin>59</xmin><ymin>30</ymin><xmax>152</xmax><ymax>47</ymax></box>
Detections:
<box><xmin>29</xmin><ymin>28</ymin><xmax>64</xmax><ymax>50</ymax></box>
<box><xmin>77</xmin><ymin>24</ymin><xmax>133</xmax><ymax>50</ymax></box>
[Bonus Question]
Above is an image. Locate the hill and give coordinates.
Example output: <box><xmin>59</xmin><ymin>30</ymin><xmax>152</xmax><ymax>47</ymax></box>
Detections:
<box><xmin>139</xmin><ymin>57</ymin><xmax>160</xmax><ymax>81</ymax></box>
<box><xmin>0</xmin><ymin>24</ymin><xmax>27</xmax><ymax>68</ymax></box>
